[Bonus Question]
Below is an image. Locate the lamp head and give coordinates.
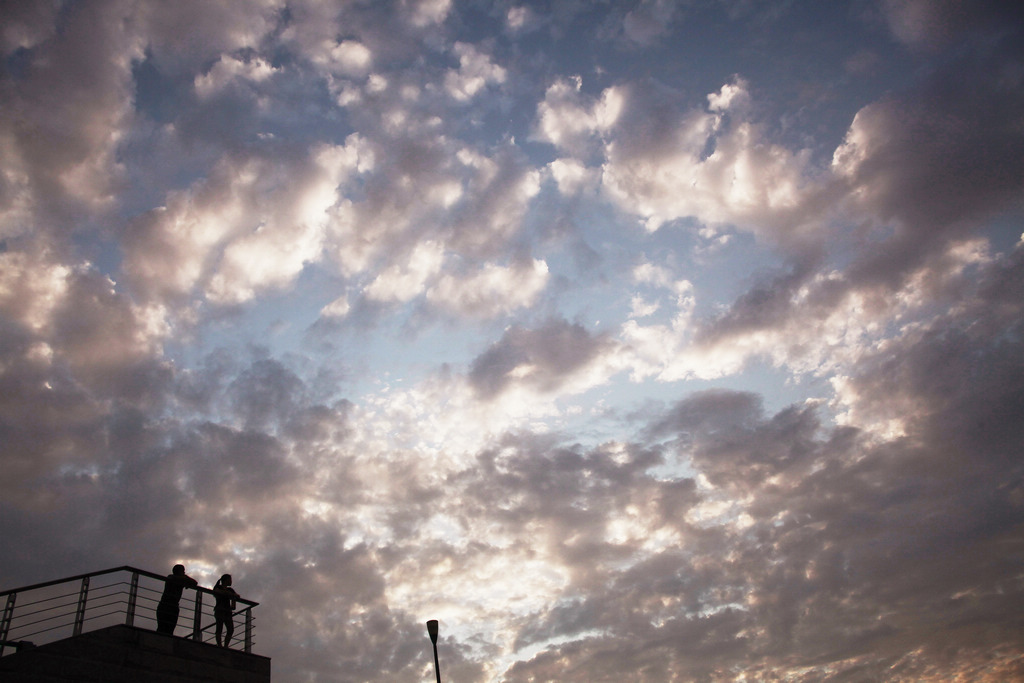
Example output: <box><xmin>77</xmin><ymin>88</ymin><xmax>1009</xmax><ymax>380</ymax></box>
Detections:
<box><xmin>427</xmin><ymin>619</ymin><xmax>439</xmax><ymax>644</ymax></box>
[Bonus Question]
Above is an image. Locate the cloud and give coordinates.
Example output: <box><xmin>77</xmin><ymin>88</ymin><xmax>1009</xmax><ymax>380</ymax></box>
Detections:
<box><xmin>426</xmin><ymin>257</ymin><xmax>549</xmax><ymax>318</ymax></box>
<box><xmin>322</xmin><ymin>135</ymin><xmax>539</xmax><ymax>299</ymax></box>
<box><xmin>402</xmin><ymin>0</ymin><xmax>452</xmax><ymax>28</ymax></box>
<box><xmin>2</xmin><ymin>2</ymin><xmax>1023</xmax><ymax>681</ymax></box>
<box><xmin>468</xmin><ymin>318</ymin><xmax>620</xmax><ymax>400</ymax></box>
<box><xmin>137</xmin><ymin>0</ymin><xmax>278</xmax><ymax>68</ymax></box>
<box><xmin>619</xmin><ymin>234</ymin><xmax>998</xmax><ymax>397</ymax></box>
<box><xmin>502</xmin><ymin>305</ymin><xmax>1024</xmax><ymax>678</ymax></box>
<box><xmin>548</xmin><ymin>157</ymin><xmax>601</xmax><ymax>196</ymax></box>
<box><xmin>505</xmin><ymin>6</ymin><xmax>539</xmax><ymax>33</ymax></box>
<box><xmin>611</xmin><ymin>33</ymin><xmax>1024</xmax><ymax>389</ymax></box>
<box><xmin>534</xmin><ymin>75</ymin><xmax>821</xmax><ymax>241</ymax></box>
<box><xmin>444</xmin><ymin>42</ymin><xmax>507</xmax><ymax>102</ymax></box>
<box><xmin>0</xmin><ymin>1</ymin><xmax>58</xmax><ymax>53</ymax></box>
<box><xmin>319</xmin><ymin>294</ymin><xmax>351</xmax><ymax>319</ymax></box>
<box><xmin>600</xmin><ymin>78</ymin><xmax>815</xmax><ymax>237</ymax></box>
<box><xmin>0</xmin><ymin>0</ymin><xmax>142</xmax><ymax>236</ymax></box>
<box><xmin>622</xmin><ymin>0</ymin><xmax>682</xmax><ymax>46</ymax></box>
<box><xmin>534</xmin><ymin>76</ymin><xmax>624</xmax><ymax>156</ymax></box>
<box><xmin>832</xmin><ymin>43</ymin><xmax>1024</xmax><ymax>286</ymax></box>
<box><xmin>878</xmin><ymin>0</ymin><xmax>1012</xmax><ymax>50</ymax></box>
<box><xmin>194</xmin><ymin>54</ymin><xmax>278</xmax><ymax>98</ymax></box>
<box><xmin>124</xmin><ymin>141</ymin><xmax>358</xmax><ymax>305</ymax></box>
<box><xmin>0</xmin><ymin>247</ymin><xmax>171</xmax><ymax>400</ymax></box>
<box><xmin>364</xmin><ymin>240</ymin><xmax>445</xmax><ymax>303</ymax></box>
<box><xmin>832</xmin><ymin>240</ymin><xmax>1024</xmax><ymax>440</ymax></box>
<box><xmin>311</xmin><ymin>39</ymin><xmax>374</xmax><ymax>77</ymax></box>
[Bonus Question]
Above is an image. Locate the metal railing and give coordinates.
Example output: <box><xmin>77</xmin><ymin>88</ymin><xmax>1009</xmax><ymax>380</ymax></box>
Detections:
<box><xmin>0</xmin><ymin>566</ymin><xmax>259</xmax><ymax>656</ymax></box>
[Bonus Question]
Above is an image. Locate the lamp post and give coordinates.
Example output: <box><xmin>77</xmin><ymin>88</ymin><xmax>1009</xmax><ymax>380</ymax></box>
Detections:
<box><xmin>426</xmin><ymin>619</ymin><xmax>441</xmax><ymax>683</ymax></box>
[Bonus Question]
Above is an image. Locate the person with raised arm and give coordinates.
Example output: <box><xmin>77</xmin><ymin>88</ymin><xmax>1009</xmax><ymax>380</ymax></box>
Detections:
<box><xmin>213</xmin><ymin>573</ymin><xmax>240</xmax><ymax>647</ymax></box>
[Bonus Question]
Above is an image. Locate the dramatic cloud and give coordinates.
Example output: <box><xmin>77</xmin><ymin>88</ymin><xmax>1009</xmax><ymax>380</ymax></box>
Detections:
<box><xmin>2</xmin><ymin>2</ymin><xmax>1023</xmax><ymax>682</ymax></box>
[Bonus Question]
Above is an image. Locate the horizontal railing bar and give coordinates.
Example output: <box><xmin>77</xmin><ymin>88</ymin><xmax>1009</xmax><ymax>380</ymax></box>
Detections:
<box><xmin>22</xmin><ymin>599</ymin><xmax>130</xmax><ymax>623</ymax></box>
<box><xmin>197</xmin><ymin>606</ymin><xmax>257</xmax><ymax>633</ymax></box>
<box><xmin>0</xmin><ymin>566</ymin><xmax>258</xmax><ymax>607</ymax></box>
<box><xmin>82</xmin><ymin>597</ymin><xmax>128</xmax><ymax>612</ymax></box>
<box><xmin>13</xmin><ymin>618</ymin><xmax>76</xmax><ymax>641</ymax></box>
<box><xmin>82</xmin><ymin>583</ymin><xmax>129</xmax><ymax>595</ymax></box>
<box><xmin>8</xmin><ymin>611</ymin><xmax>76</xmax><ymax>632</ymax></box>
<box><xmin>26</xmin><ymin>585</ymin><xmax>126</xmax><ymax>606</ymax></box>
<box><xmin>0</xmin><ymin>566</ymin><xmax>141</xmax><ymax>597</ymax></box>
<box><xmin>83</xmin><ymin>608</ymin><xmax>125</xmax><ymax>622</ymax></box>
<box><xmin>16</xmin><ymin>597</ymin><xmax>82</xmax><ymax>618</ymax></box>
<box><xmin>18</xmin><ymin>591</ymin><xmax>81</xmax><ymax>610</ymax></box>
<box><xmin>11</xmin><ymin>605</ymin><xmax>232</xmax><ymax>641</ymax></box>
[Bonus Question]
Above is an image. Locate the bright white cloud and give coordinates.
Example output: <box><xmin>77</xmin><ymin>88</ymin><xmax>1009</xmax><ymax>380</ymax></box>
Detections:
<box><xmin>364</xmin><ymin>240</ymin><xmax>446</xmax><ymax>303</ymax></box>
<box><xmin>319</xmin><ymin>294</ymin><xmax>351</xmax><ymax>319</ymax></box>
<box><xmin>444</xmin><ymin>42</ymin><xmax>507</xmax><ymax>101</ymax></box>
<box><xmin>505</xmin><ymin>6</ymin><xmax>535</xmax><ymax>32</ymax></box>
<box><xmin>0</xmin><ymin>250</ymin><xmax>169</xmax><ymax>376</ymax></box>
<box><xmin>600</xmin><ymin>80</ymin><xmax>812</xmax><ymax>235</ymax></box>
<box><xmin>534</xmin><ymin>78</ymin><xmax>624</xmax><ymax>154</ymax></box>
<box><xmin>313</xmin><ymin>39</ymin><xmax>373</xmax><ymax>76</ymax></box>
<box><xmin>707</xmin><ymin>78</ymin><xmax>749</xmax><ymax>113</ymax></box>
<box><xmin>427</xmin><ymin>258</ymin><xmax>549</xmax><ymax>317</ymax></box>
<box><xmin>549</xmin><ymin>157</ymin><xmax>599</xmax><ymax>196</ymax></box>
<box><xmin>125</xmin><ymin>141</ymin><xmax>360</xmax><ymax>305</ymax></box>
<box><xmin>195</xmin><ymin>54</ymin><xmax>278</xmax><ymax>98</ymax></box>
<box><xmin>403</xmin><ymin>0</ymin><xmax>452</xmax><ymax>27</ymax></box>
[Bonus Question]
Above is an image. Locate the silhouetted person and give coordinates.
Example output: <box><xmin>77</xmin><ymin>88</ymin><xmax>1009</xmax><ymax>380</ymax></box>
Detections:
<box><xmin>156</xmin><ymin>564</ymin><xmax>198</xmax><ymax>635</ymax></box>
<box><xmin>213</xmin><ymin>573</ymin><xmax>239</xmax><ymax>647</ymax></box>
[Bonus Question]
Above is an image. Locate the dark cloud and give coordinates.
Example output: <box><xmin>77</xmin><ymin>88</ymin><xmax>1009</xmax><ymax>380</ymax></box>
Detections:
<box><xmin>834</xmin><ymin>28</ymin><xmax>1024</xmax><ymax>285</ymax></box>
<box><xmin>652</xmin><ymin>389</ymin><xmax>821</xmax><ymax>490</ymax></box>
<box><xmin>492</xmin><ymin>247</ymin><xmax>1024</xmax><ymax>680</ymax></box>
<box><xmin>228</xmin><ymin>356</ymin><xmax>306</xmax><ymax>430</ymax></box>
<box><xmin>0</xmin><ymin>1</ymin><xmax>58</xmax><ymax>54</ymax></box>
<box><xmin>879</xmin><ymin>0</ymin><xmax>1022</xmax><ymax>50</ymax></box>
<box><xmin>0</xmin><ymin>0</ymin><xmax>140</xmax><ymax>235</ymax></box>
<box><xmin>468</xmin><ymin>317</ymin><xmax>615</xmax><ymax>398</ymax></box>
<box><xmin>694</xmin><ymin>258</ymin><xmax>829</xmax><ymax>343</ymax></box>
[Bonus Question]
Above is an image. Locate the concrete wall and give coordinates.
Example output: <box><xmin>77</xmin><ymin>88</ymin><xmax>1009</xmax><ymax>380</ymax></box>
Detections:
<box><xmin>0</xmin><ymin>624</ymin><xmax>271</xmax><ymax>682</ymax></box>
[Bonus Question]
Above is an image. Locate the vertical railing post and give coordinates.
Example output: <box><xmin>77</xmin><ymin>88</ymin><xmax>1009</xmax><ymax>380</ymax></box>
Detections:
<box><xmin>0</xmin><ymin>593</ymin><xmax>16</xmax><ymax>656</ymax></box>
<box><xmin>192</xmin><ymin>589</ymin><xmax>203</xmax><ymax>641</ymax></box>
<box><xmin>73</xmin><ymin>577</ymin><xmax>89</xmax><ymax>636</ymax></box>
<box><xmin>244</xmin><ymin>608</ymin><xmax>253</xmax><ymax>653</ymax></box>
<box><xmin>126</xmin><ymin>571</ymin><xmax>139</xmax><ymax>627</ymax></box>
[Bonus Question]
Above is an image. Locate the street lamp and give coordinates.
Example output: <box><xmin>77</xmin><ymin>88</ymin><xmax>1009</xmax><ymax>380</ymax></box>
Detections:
<box><xmin>426</xmin><ymin>619</ymin><xmax>441</xmax><ymax>683</ymax></box>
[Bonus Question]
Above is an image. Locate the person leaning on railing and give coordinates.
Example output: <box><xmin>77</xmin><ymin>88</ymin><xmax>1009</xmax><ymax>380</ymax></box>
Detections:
<box><xmin>156</xmin><ymin>564</ymin><xmax>199</xmax><ymax>635</ymax></box>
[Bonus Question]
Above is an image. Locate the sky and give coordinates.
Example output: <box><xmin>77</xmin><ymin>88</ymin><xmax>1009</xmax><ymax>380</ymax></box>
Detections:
<box><xmin>1</xmin><ymin>0</ymin><xmax>1023</xmax><ymax>680</ymax></box>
